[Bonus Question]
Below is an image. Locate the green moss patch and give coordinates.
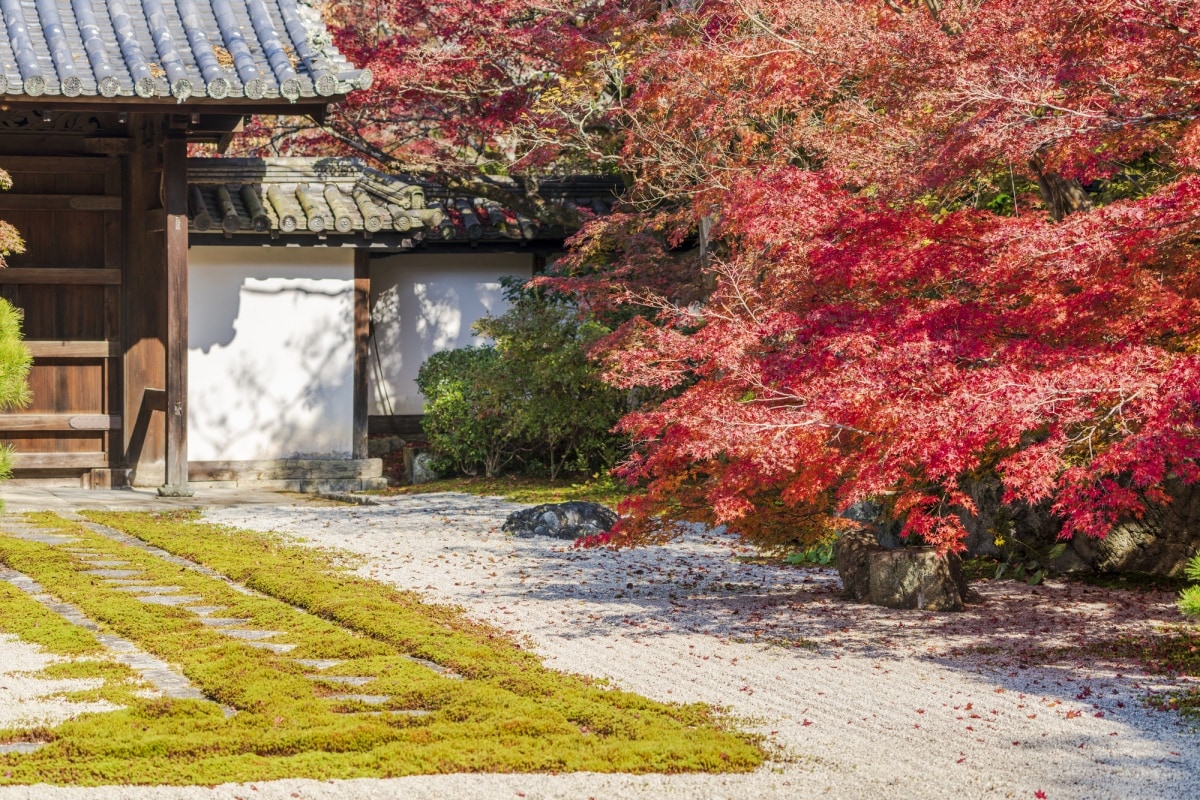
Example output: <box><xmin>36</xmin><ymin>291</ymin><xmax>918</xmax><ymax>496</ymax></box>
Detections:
<box><xmin>0</xmin><ymin>512</ymin><xmax>762</xmax><ymax>785</ymax></box>
<box><xmin>378</xmin><ymin>474</ymin><xmax>632</xmax><ymax>507</ymax></box>
<box><xmin>0</xmin><ymin>579</ymin><xmax>103</xmax><ymax>657</ymax></box>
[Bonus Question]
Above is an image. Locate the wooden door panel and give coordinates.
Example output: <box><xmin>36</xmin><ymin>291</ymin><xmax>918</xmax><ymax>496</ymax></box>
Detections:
<box><xmin>0</xmin><ymin>155</ymin><xmax>123</xmax><ymax>472</ymax></box>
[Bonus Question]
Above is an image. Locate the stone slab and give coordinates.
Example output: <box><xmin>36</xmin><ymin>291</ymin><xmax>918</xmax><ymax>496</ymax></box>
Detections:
<box><xmin>241</xmin><ymin>641</ymin><xmax>296</xmax><ymax>653</ymax></box>
<box><xmin>219</xmin><ymin>629</ymin><xmax>283</xmax><ymax>641</ymax></box>
<box><xmin>113</xmin><ymin>585</ymin><xmax>183</xmax><ymax>594</ymax></box>
<box><xmin>309</xmin><ymin>675</ymin><xmax>374</xmax><ymax>687</ymax></box>
<box><xmin>134</xmin><ymin>594</ymin><xmax>205</xmax><ymax>606</ymax></box>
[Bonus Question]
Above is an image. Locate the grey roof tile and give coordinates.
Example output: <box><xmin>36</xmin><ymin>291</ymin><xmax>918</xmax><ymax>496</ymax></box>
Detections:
<box><xmin>0</xmin><ymin>0</ymin><xmax>369</xmax><ymax>102</ymax></box>
<box><xmin>186</xmin><ymin>158</ymin><xmax>622</xmax><ymax>244</ymax></box>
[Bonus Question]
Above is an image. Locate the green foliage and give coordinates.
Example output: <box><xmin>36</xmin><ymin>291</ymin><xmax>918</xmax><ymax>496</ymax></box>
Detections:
<box><xmin>476</xmin><ymin>279</ymin><xmax>627</xmax><ymax>479</ymax></box>
<box><xmin>416</xmin><ymin>346</ymin><xmax>516</xmax><ymax>478</ymax></box>
<box><xmin>0</xmin><ymin>170</ymin><xmax>30</xmax><ymax>489</ymax></box>
<box><xmin>417</xmin><ymin>280</ymin><xmax>627</xmax><ymax>479</ymax></box>
<box><xmin>784</xmin><ymin>537</ymin><xmax>836</xmax><ymax>567</ymax></box>
<box><xmin>383</xmin><ymin>473</ymin><xmax>631</xmax><ymax>507</ymax></box>
<box><xmin>994</xmin><ymin>534</ymin><xmax>1067</xmax><ymax>586</ymax></box>
<box><xmin>1181</xmin><ymin>553</ymin><xmax>1200</xmax><ymax>620</ymax></box>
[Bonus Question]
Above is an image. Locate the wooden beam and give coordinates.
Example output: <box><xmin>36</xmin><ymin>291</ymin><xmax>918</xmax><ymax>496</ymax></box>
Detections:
<box><xmin>144</xmin><ymin>209</ymin><xmax>167</xmax><ymax>234</ymax></box>
<box><xmin>0</xmin><ymin>414</ymin><xmax>121</xmax><ymax>431</ymax></box>
<box><xmin>25</xmin><ymin>340</ymin><xmax>121</xmax><ymax>358</ymax></box>
<box><xmin>12</xmin><ymin>452</ymin><xmax>109</xmax><ymax>470</ymax></box>
<box><xmin>0</xmin><ymin>195</ymin><xmax>121</xmax><ymax>211</ymax></box>
<box><xmin>83</xmin><ymin>138</ymin><xmax>135</xmax><ymax>156</ymax></box>
<box><xmin>0</xmin><ymin>268</ymin><xmax>122</xmax><ymax>285</ymax></box>
<box><xmin>160</xmin><ymin>131</ymin><xmax>192</xmax><ymax>496</ymax></box>
<box><xmin>0</xmin><ymin>155</ymin><xmax>111</xmax><ymax>173</ymax></box>
<box><xmin>353</xmin><ymin>250</ymin><xmax>370</xmax><ymax>460</ymax></box>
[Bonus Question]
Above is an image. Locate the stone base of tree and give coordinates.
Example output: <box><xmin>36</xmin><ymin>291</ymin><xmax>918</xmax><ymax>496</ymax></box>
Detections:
<box><xmin>835</xmin><ymin>530</ymin><xmax>969</xmax><ymax>612</ymax></box>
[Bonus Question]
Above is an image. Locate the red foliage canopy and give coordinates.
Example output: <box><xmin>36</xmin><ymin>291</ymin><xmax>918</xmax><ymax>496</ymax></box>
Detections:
<box><xmin>301</xmin><ymin>0</ymin><xmax>1200</xmax><ymax>551</ymax></box>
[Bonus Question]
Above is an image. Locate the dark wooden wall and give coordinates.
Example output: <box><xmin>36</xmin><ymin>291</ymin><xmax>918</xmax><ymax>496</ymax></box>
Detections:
<box><xmin>0</xmin><ymin>112</ymin><xmax>168</xmax><ymax>484</ymax></box>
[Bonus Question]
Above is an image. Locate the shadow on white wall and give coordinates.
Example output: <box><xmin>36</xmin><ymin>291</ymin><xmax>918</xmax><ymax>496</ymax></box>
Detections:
<box><xmin>369</xmin><ymin>253</ymin><xmax>531</xmax><ymax>416</ymax></box>
<box><xmin>189</xmin><ymin>248</ymin><xmax>355</xmax><ymax>461</ymax></box>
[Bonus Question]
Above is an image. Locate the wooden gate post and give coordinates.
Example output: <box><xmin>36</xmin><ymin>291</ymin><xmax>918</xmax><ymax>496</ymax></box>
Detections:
<box><xmin>159</xmin><ymin>129</ymin><xmax>193</xmax><ymax>496</ymax></box>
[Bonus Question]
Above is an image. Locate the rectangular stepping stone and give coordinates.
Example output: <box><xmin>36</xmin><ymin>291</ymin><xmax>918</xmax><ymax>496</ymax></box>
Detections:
<box><xmin>0</xmin><ymin>742</ymin><xmax>47</xmax><ymax>754</ymax></box>
<box><xmin>242</xmin><ymin>641</ymin><xmax>296</xmax><ymax>653</ymax></box>
<box><xmin>197</xmin><ymin>617</ymin><xmax>249</xmax><ymax>627</ymax></box>
<box><xmin>83</xmin><ymin>569</ymin><xmax>143</xmax><ymax>579</ymax></box>
<box><xmin>10</xmin><ymin>533</ymin><xmax>79</xmax><ymax>545</ymax></box>
<box><xmin>78</xmin><ymin>560</ymin><xmax>129</xmax><ymax>568</ymax></box>
<box><xmin>113</xmin><ymin>585</ymin><xmax>182</xmax><ymax>594</ymax></box>
<box><xmin>402</xmin><ymin>654</ymin><xmax>463</xmax><ymax>680</ymax></box>
<box><xmin>134</xmin><ymin>594</ymin><xmax>205</xmax><ymax>606</ymax></box>
<box><xmin>107</xmin><ymin>579</ymin><xmax>154</xmax><ymax>586</ymax></box>
<box><xmin>219</xmin><ymin>629</ymin><xmax>282</xmax><ymax>641</ymax></box>
<box><xmin>295</xmin><ymin>659</ymin><xmax>342</xmax><ymax>670</ymax></box>
<box><xmin>329</xmin><ymin>694</ymin><xmax>390</xmax><ymax>705</ymax></box>
<box><xmin>309</xmin><ymin>675</ymin><xmax>374</xmax><ymax>687</ymax></box>
<box><xmin>185</xmin><ymin>606</ymin><xmax>225</xmax><ymax>615</ymax></box>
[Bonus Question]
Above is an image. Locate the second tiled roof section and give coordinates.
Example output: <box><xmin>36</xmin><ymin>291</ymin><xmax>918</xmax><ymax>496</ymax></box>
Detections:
<box><xmin>0</xmin><ymin>0</ymin><xmax>370</xmax><ymax>101</ymax></box>
<box><xmin>187</xmin><ymin>158</ymin><xmax>620</xmax><ymax>243</ymax></box>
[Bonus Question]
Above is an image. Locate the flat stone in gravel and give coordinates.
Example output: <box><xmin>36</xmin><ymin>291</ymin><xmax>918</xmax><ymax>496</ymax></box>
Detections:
<box><xmin>219</xmin><ymin>629</ymin><xmax>282</xmax><ymax>641</ymax></box>
<box><xmin>241</xmin><ymin>641</ymin><xmax>296</xmax><ymax>654</ymax></box>
<box><xmin>112</xmin><ymin>585</ymin><xmax>182</xmax><ymax>594</ymax></box>
<box><xmin>8</xmin><ymin>533</ymin><xmax>78</xmax><ymax>545</ymax></box>
<box><xmin>328</xmin><ymin>694</ymin><xmax>390</xmax><ymax>705</ymax></box>
<box><xmin>309</xmin><ymin>676</ymin><xmax>373</xmax><ymax>687</ymax></box>
<box><xmin>295</xmin><ymin>659</ymin><xmax>343</xmax><ymax>670</ymax></box>
<box><xmin>186</xmin><ymin>606</ymin><xmax>225</xmax><ymax>615</ymax></box>
<box><xmin>134</xmin><ymin>594</ymin><xmax>205</xmax><ymax>606</ymax></box>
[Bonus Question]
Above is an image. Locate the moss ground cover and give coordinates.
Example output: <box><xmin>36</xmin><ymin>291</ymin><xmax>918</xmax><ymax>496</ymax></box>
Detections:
<box><xmin>378</xmin><ymin>474</ymin><xmax>632</xmax><ymax>507</ymax></box>
<box><xmin>0</xmin><ymin>512</ymin><xmax>762</xmax><ymax>785</ymax></box>
<box><xmin>0</xmin><ymin>577</ymin><xmax>152</xmax><ymax>744</ymax></box>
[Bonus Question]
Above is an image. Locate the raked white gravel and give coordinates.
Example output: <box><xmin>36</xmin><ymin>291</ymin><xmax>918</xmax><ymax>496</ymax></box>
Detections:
<box><xmin>1</xmin><ymin>492</ymin><xmax>1197</xmax><ymax>799</ymax></box>
<box><xmin>0</xmin><ymin>634</ymin><xmax>118</xmax><ymax>731</ymax></box>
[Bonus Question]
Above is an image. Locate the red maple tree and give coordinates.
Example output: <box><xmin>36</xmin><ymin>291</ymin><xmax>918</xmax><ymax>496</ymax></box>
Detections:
<box><xmin>287</xmin><ymin>1</ymin><xmax>1200</xmax><ymax>552</ymax></box>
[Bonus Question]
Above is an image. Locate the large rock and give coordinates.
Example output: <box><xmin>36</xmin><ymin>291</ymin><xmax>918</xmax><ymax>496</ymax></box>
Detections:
<box><xmin>956</xmin><ymin>476</ymin><xmax>1063</xmax><ymax>559</ymax></box>
<box><xmin>1070</xmin><ymin>479</ymin><xmax>1200</xmax><ymax>576</ymax></box>
<box><xmin>410</xmin><ymin>452</ymin><xmax>439</xmax><ymax>485</ymax></box>
<box><xmin>833</xmin><ymin>529</ymin><xmax>882</xmax><ymax>601</ymax></box>
<box><xmin>502</xmin><ymin>502</ymin><xmax>618</xmax><ymax>540</ymax></box>
<box><xmin>834</xmin><ymin>531</ymin><xmax>968</xmax><ymax>611</ymax></box>
<box><xmin>867</xmin><ymin>548</ymin><xmax>968</xmax><ymax>612</ymax></box>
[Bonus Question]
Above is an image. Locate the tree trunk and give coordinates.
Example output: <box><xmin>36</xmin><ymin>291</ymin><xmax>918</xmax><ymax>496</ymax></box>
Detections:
<box><xmin>1030</xmin><ymin>158</ymin><xmax>1093</xmax><ymax>222</ymax></box>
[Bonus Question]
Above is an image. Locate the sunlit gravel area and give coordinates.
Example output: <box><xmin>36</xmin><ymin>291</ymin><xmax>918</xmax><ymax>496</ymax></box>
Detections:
<box><xmin>0</xmin><ymin>634</ymin><xmax>117</xmax><ymax>733</ymax></box>
<box><xmin>2</xmin><ymin>491</ymin><xmax>1198</xmax><ymax>799</ymax></box>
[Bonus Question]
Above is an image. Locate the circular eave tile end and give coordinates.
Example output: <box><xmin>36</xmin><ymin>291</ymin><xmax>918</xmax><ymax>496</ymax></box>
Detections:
<box><xmin>207</xmin><ymin>77</ymin><xmax>231</xmax><ymax>100</ymax></box>
<box><xmin>23</xmin><ymin>75</ymin><xmax>46</xmax><ymax>97</ymax></box>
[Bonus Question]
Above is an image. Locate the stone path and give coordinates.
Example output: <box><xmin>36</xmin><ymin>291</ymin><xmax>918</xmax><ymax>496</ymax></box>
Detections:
<box><xmin>0</xmin><ymin>513</ymin><xmax>420</xmax><ymax>727</ymax></box>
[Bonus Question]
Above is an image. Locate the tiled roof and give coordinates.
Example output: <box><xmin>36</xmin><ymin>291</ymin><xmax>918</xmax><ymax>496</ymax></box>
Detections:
<box><xmin>186</xmin><ymin>158</ymin><xmax>620</xmax><ymax>244</ymax></box>
<box><xmin>0</xmin><ymin>0</ymin><xmax>370</xmax><ymax>102</ymax></box>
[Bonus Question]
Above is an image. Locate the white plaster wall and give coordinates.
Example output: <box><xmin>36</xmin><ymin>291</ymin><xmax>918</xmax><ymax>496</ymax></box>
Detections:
<box><xmin>369</xmin><ymin>253</ymin><xmax>534</xmax><ymax>415</ymax></box>
<box><xmin>189</xmin><ymin>247</ymin><xmax>355</xmax><ymax>461</ymax></box>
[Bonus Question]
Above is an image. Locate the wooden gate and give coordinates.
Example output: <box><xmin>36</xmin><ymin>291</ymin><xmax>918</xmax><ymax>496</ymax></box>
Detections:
<box><xmin>0</xmin><ymin>154</ymin><xmax>123</xmax><ymax>480</ymax></box>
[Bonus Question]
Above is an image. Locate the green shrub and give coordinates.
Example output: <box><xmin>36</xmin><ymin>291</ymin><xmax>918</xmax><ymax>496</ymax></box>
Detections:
<box><xmin>475</xmin><ymin>280</ymin><xmax>626</xmax><ymax>479</ymax></box>
<box><xmin>416</xmin><ymin>347</ymin><xmax>517</xmax><ymax>478</ymax></box>
<box><xmin>416</xmin><ymin>280</ymin><xmax>626</xmax><ymax>480</ymax></box>
<box><xmin>1181</xmin><ymin>553</ymin><xmax>1200</xmax><ymax>619</ymax></box>
<box><xmin>0</xmin><ymin>170</ymin><xmax>31</xmax><ymax>489</ymax></box>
